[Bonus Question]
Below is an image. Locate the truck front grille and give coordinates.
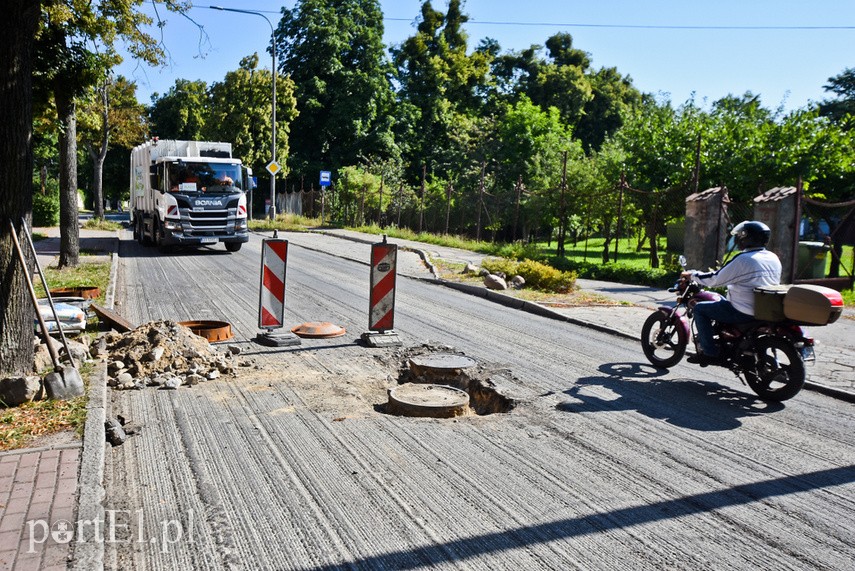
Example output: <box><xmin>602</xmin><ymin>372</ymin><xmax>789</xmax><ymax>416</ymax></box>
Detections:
<box><xmin>182</xmin><ymin>208</ymin><xmax>231</xmax><ymax>232</ymax></box>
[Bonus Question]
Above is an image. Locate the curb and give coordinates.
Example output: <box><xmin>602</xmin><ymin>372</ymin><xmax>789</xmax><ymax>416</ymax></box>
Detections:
<box><xmin>70</xmin><ymin>231</ymin><xmax>118</xmax><ymax>571</ymax></box>
<box><xmin>71</xmin><ymin>361</ymin><xmax>107</xmax><ymax>571</ymax></box>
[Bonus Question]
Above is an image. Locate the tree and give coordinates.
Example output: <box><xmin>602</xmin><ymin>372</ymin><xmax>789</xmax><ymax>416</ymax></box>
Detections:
<box><xmin>0</xmin><ymin>0</ymin><xmax>41</xmax><ymax>377</ymax></box>
<box><xmin>488</xmin><ymin>32</ymin><xmax>640</xmax><ymax>153</ymax></box>
<box><xmin>35</xmin><ymin>0</ymin><xmax>196</xmax><ymax>268</ymax></box>
<box><xmin>2</xmin><ymin>0</ymin><xmax>194</xmax><ymax>378</ymax></box>
<box><xmin>575</xmin><ymin>66</ymin><xmax>641</xmax><ymax>152</ymax></box>
<box><xmin>392</xmin><ymin>0</ymin><xmax>491</xmax><ymax>181</ymax></box>
<box><xmin>493</xmin><ymin>96</ymin><xmax>579</xmax><ymax>240</ymax></box>
<box><xmin>78</xmin><ymin>76</ymin><xmax>147</xmax><ymax>217</ymax></box>
<box><xmin>819</xmin><ymin>68</ymin><xmax>855</xmax><ymax>129</ymax></box>
<box><xmin>148</xmin><ymin>79</ymin><xmax>210</xmax><ymax>140</ymax></box>
<box><xmin>276</xmin><ymin>0</ymin><xmax>397</xmax><ymax>179</ymax></box>
<box><xmin>490</xmin><ymin>34</ymin><xmax>592</xmax><ymax>132</ymax></box>
<box><xmin>206</xmin><ymin>54</ymin><xmax>298</xmax><ymax>213</ymax></box>
<box><xmin>610</xmin><ymin>96</ymin><xmax>697</xmax><ymax>265</ymax></box>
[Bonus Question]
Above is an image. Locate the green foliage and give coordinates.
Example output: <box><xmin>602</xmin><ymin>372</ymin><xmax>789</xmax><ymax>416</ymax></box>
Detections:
<box><xmin>819</xmin><ymin>67</ymin><xmax>855</xmax><ymax>129</ymax></box>
<box><xmin>482</xmin><ymin>257</ymin><xmax>577</xmax><ymax>293</ymax></box>
<box><xmin>277</xmin><ymin>0</ymin><xmax>397</xmax><ymax>178</ymax></box>
<box><xmin>206</xmin><ymin>54</ymin><xmax>298</xmax><ymax>178</ymax></box>
<box><xmin>148</xmin><ymin>79</ymin><xmax>209</xmax><ymax>139</ymax></box>
<box><xmin>32</xmin><ymin>181</ymin><xmax>60</xmax><ymax>227</ymax></box>
<box><xmin>81</xmin><ymin>218</ymin><xmax>122</xmax><ymax>231</ymax></box>
<box><xmin>392</xmin><ymin>0</ymin><xmax>492</xmax><ymax>180</ymax></box>
<box><xmin>550</xmin><ymin>257</ymin><xmax>672</xmax><ymax>288</ymax></box>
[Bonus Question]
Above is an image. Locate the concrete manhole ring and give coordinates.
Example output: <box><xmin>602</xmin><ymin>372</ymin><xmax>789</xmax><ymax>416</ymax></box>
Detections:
<box><xmin>387</xmin><ymin>383</ymin><xmax>470</xmax><ymax>418</ymax></box>
<box><xmin>408</xmin><ymin>353</ymin><xmax>477</xmax><ymax>374</ymax></box>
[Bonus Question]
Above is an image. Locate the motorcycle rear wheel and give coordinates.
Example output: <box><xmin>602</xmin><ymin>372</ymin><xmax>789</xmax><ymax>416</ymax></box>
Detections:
<box><xmin>641</xmin><ymin>311</ymin><xmax>687</xmax><ymax>368</ymax></box>
<box><xmin>744</xmin><ymin>336</ymin><xmax>805</xmax><ymax>402</ymax></box>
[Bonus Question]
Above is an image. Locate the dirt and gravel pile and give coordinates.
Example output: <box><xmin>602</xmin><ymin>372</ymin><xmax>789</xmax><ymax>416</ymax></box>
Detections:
<box><xmin>92</xmin><ymin>320</ymin><xmax>252</xmax><ymax>390</ymax></box>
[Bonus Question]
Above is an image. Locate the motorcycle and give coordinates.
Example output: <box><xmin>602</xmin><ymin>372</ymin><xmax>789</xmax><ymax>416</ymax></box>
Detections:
<box><xmin>640</xmin><ymin>257</ymin><xmax>814</xmax><ymax>402</ymax></box>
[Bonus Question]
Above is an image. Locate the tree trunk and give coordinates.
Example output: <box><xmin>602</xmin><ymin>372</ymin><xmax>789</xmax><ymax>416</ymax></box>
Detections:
<box><xmin>90</xmin><ymin>81</ymin><xmax>109</xmax><ymax>219</ymax></box>
<box><xmin>55</xmin><ymin>90</ymin><xmax>80</xmax><ymax>268</ymax></box>
<box><xmin>602</xmin><ymin>221</ymin><xmax>612</xmax><ymax>264</ymax></box>
<box><xmin>648</xmin><ymin>222</ymin><xmax>660</xmax><ymax>268</ymax></box>
<box><xmin>0</xmin><ymin>0</ymin><xmax>39</xmax><ymax>377</ymax></box>
<box><xmin>91</xmin><ymin>151</ymin><xmax>106</xmax><ymax>218</ymax></box>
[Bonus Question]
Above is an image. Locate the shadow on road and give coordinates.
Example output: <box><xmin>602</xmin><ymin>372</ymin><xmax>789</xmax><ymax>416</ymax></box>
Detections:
<box><xmin>117</xmin><ymin>236</ymin><xmax>237</xmax><ymax>259</ymax></box>
<box><xmin>299</xmin><ymin>463</ymin><xmax>855</xmax><ymax>571</ymax></box>
<box><xmin>555</xmin><ymin>361</ymin><xmax>784</xmax><ymax>431</ymax></box>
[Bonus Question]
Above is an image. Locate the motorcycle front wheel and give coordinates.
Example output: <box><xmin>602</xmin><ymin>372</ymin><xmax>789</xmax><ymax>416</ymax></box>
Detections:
<box><xmin>744</xmin><ymin>336</ymin><xmax>806</xmax><ymax>402</ymax></box>
<box><xmin>641</xmin><ymin>311</ymin><xmax>688</xmax><ymax>368</ymax></box>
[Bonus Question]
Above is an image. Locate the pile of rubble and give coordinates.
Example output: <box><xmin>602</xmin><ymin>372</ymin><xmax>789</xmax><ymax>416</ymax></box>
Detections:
<box><xmin>92</xmin><ymin>320</ymin><xmax>248</xmax><ymax>390</ymax></box>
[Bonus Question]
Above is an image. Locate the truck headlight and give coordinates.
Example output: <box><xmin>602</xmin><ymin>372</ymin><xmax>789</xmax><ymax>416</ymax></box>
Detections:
<box><xmin>165</xmin><ymin>220</ymin><xmax>183</xmax><ymax>231</ymax></box>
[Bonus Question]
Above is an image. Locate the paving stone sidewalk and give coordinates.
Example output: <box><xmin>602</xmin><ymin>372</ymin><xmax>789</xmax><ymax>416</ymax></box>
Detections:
<box><xmin>0</xmin><ymin>446</ymin><xmax>80</xmax><ymax>571</ymax></box>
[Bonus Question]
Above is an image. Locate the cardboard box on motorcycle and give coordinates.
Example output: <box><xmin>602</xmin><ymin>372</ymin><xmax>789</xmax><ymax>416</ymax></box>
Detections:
<box><xmin>754</xmin><ymin>284</ymin><xmax>844</xmax><ymax>325</ymax></box>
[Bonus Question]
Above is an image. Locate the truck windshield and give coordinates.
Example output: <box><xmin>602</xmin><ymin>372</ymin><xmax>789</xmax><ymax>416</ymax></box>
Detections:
<box><xmin>167</xmin><ymin>161</ymin><xmax>243</xmax><ymax>193</ymax></box>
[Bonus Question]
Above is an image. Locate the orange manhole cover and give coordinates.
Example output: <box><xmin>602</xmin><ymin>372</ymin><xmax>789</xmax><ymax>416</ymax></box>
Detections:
<box><xmin>290</xmin><ymin>322</ymin><xmax>347</xmax><ymax>338</ymax></box>
<box><xmin>179</xmin><ymin>320</ymin><xmax>233</xmax><ymax>342</ymax></box>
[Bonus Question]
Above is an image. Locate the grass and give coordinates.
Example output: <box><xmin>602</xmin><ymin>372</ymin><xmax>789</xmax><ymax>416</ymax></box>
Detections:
<box><xmin>249</xmin><ymin>213</ymin><xmax>323</xmax><ymax>232</ymax></box>
<box><xmin>81</xmin><ymin>217</ymin><xmax>123</xmax><ymax>232</ymax></box>
<box><xmin>33</xmin><ymin>261</ymin><xmax>111</xmax><ymax>307</ymax></box>
<box><xmin>0</xmin><ymin>389</ymin><xmax>88</xmax><ymax>451</ymax></box>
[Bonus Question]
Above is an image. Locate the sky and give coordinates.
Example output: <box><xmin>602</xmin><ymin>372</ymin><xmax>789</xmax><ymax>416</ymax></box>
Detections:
<box><xmin>116</xmin><ymin>0</ymin><xmax>855</xmax><ymax>113</ymax></box>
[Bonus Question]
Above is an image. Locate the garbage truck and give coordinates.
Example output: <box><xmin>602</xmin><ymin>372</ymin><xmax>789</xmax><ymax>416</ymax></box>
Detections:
<box><xmin>130</xmin><ymin>139</ymin><xmax>252</xmax><ymax>252</ymax></box>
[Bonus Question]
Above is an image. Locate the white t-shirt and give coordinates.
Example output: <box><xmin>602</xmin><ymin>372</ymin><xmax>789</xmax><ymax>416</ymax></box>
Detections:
<box><xmin>691</xmin><ymin>248</ymin><xmax>782</xmax><ymax>316</ymax></box>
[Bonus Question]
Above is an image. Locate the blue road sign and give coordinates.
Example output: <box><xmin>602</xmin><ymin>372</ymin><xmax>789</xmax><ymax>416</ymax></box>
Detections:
<box><xmin>319</xmin><ymin>170</ymin><xmax>331</xmax><ymax>187</ymax></box>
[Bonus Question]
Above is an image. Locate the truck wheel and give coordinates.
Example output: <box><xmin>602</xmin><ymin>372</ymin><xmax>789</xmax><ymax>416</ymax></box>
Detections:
<box><xmin>140</xmin><ymin>219</ymin><xmax>152</xmax><ymax>246</ymax></box>
<box><xmin>153</xmin><ymin>220</ymin><xmax>162</xmax><ymax>247</ymax></box>
<box><xmin>225</xmin><ymin>242</ymin><xmax>242</xmax><ymax>253</ymax></box>
<box><xmin>132</xmin><ymin>218</ymin><xmax>139</xmax><ymax>241</ymax></box>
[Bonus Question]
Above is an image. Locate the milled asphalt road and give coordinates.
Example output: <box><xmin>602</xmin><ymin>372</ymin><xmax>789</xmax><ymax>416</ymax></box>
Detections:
<box><xmin>30</xmin><ymin>226</ymin><xmax>854</xmax><ymax>570</ymax></box>
<box><xmin>76</xmin><ymin>228</ymin><xmax>854</xmax><ymax>570</ymax></box>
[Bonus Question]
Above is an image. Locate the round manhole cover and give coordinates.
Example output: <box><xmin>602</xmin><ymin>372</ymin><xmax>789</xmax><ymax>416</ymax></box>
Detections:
<box><xmin>387</xmin><ymin>383</ymin><xmax>470</xmax><ymax>418</ymax></box>
<box><xmin>291</xmin><ymin>322</ymin><xmax>347</xmax><ymax>338</ymax></box>
<box><xmin>178</xmin><ymin>320</ymin><xmax>233</xmax><ymax>342</ymax></box>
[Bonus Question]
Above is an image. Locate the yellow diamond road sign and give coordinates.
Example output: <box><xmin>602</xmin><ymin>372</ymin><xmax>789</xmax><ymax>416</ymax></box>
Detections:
<box><xmin>266</xmin><ymin>160</ymin><xmax>282</xmax><ymax>175</ymax></box>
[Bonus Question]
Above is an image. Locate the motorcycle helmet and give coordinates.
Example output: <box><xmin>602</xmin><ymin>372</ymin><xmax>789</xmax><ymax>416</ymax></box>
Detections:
<box><xmin>731</xmin><ymin>220</ymin><xmax>771</xmax><ymax>250</ymax></box>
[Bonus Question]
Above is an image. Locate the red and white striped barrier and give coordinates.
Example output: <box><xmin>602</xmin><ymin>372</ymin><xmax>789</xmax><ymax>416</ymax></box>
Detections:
<box><xmin>369</xmin><ymin>241</ymin><xmax>397</xmax><ymax>331</ymax></box>
<box><xmin>362</xmin><ymin>237</ymin><xmax>402</xmax><ymax>347</ymax></box>
<box><xmin>258</xmin><ymin>239</ymin><xmax>288</xmax><ymax>329</ymax></box>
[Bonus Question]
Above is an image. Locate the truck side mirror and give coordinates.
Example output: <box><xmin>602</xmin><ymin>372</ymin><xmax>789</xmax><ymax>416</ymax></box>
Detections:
<box><xmin>242</xmin><ymin>166</ymin><xmax>255</xmax><ymax>191</ymax></box>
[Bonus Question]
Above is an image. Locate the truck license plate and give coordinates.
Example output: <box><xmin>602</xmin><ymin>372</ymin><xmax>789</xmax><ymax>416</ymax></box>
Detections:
<box><xmin>200</xmin><ymin>238</ymin><xmax>217</xmax><ymax>244</ymax></box>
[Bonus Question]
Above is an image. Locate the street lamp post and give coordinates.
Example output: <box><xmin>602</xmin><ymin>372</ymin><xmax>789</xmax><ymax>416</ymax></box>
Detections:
<box><xmin>211</xmin><ymin>6</ymin><xmax>277</xmax><ymax>219</ymax></box>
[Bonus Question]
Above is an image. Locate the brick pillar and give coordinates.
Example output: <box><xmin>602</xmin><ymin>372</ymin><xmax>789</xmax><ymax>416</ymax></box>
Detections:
<box><xmin>684</xmin><ymin>187</ymin><xmax>728</xmax><ymax>271</ymax></box>
<box><xmin>753</xmin><ymin>187</ymin><xmax>797</xmax><ymax>283</ymax></box>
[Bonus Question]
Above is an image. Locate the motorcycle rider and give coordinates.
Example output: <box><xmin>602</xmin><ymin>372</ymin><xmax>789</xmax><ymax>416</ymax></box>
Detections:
<box><xmin>681</xmin><ymin>220</ymin><xmax>782</xmax><ymax>365</ymax></box>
